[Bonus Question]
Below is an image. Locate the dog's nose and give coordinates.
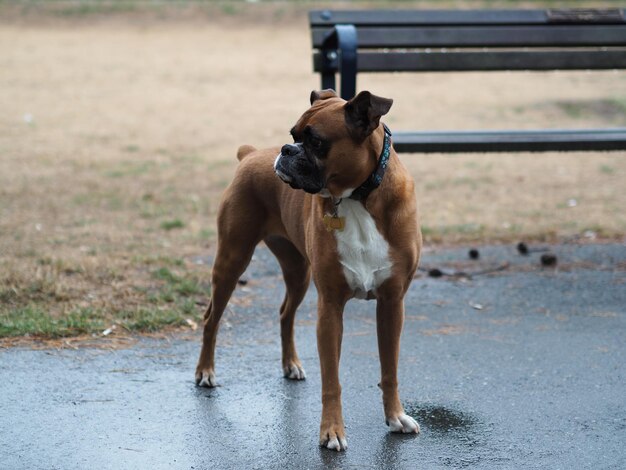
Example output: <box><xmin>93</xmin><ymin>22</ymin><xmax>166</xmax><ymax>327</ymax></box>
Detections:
<box><xmin>281</xmin><ymin>144</ymin><xmax>299</xmax><ymax>157</ymax></box>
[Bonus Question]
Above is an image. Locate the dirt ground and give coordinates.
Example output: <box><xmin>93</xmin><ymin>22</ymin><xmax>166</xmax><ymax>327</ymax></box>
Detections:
<box><xmin>1</xmin><ymin>4</ymin><xmax>625</xmax><ymax>338</ymax></box>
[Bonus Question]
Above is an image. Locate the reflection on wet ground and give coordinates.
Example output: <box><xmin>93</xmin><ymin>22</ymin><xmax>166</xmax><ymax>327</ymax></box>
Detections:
<box><xmin>405</xmin><ymin>403</ymin><xmax>477</xmax><ymax>435</ymax></box>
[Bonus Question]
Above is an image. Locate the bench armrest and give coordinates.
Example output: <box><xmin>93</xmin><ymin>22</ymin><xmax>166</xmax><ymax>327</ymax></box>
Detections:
<box><xmin>320</xmin><ymin>24</ymin><xmax>358</xmax><ymax>99</ymax></box>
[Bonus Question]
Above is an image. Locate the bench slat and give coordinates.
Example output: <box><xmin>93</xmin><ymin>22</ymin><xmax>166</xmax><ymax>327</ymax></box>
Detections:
<box><xmin>309</xmin><ymin>9</ymin><xmax>625</xmax><ymax>27</ymax></box>
<box><xmin>310</xmin><ymin>9</ymin><xmax>626</xmax><ymax>152</ymax></box>
<box><xmin>392</xmin><ymin>129</ymin><xmax>626</xmax><ymax>153</ymax></box>
<box><xmin>312</xmin><ymin>25</ymin><xmax>626</xmax><ymax>48</ymax></box>
<box><xmin>313</xmin><ymin>50</ymin><xmax>626</xmax><ymax>72</ymax></box>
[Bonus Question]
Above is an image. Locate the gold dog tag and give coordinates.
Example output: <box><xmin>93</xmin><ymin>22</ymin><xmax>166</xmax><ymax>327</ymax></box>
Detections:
<box><xmin>323</xmin><ymin>214</ymin><xmax>345</xmax><ymax>232</ymax></box>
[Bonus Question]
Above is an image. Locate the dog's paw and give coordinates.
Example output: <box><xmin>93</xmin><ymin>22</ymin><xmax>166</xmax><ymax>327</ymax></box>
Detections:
<box><xmin>283</xmin><ymin>363</ymin><xmax>306</xmax><ymax>381</ymax></box>
<box><xmin>195</xmin><ymin>369</ymin><xmax>217</xmax><ymax>388</ymax></box>
<box><xmin>386</xmin><ymin>413</ymin><xmax>420</xmax><ymax>434</ymax></box>
<box><xmin>319</xmin><ymin>425</ymin><xmax>348</xmax><ymax>452</ymax></box>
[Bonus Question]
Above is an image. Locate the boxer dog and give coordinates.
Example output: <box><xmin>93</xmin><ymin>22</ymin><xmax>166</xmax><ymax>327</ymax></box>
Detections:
<box><xmin>196</xmin><ymin>89</ymin><xmax>421</xmax><ymax>451</ymax></box>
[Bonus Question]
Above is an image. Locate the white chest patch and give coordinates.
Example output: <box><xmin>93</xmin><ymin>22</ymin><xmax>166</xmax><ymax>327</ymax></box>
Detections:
<box><xmin>334</xmin><ymin>199</ymin><xmax>392</xmax><ymax>299</ymax></box>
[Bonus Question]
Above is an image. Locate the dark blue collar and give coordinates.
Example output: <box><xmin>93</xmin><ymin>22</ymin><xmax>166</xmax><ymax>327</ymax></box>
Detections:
<box><xmin>349</xmin><ymin>124</ymin><xmax>392</xmax><ymax>201</ymax></box>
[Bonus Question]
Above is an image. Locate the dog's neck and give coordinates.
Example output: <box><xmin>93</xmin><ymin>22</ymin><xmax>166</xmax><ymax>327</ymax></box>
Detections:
<box><xmin>348</xmin><ymin>124</ymin><xmax>392</xmax><ymax>202</ymax></box>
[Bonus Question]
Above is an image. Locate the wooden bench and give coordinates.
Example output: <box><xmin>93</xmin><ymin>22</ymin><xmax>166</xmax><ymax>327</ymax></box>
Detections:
<box><xmin>309</xmin><ymin>8</ymin><xmax>626</xmax><ymax>153</ymax></box>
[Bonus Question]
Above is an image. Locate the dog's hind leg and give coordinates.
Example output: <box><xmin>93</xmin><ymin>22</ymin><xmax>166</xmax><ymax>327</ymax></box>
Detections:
<box><xmin>265</xmin><ymin>236</ymin><xmax>311</xmax><ymax>380</ymax></box>
<box><xmin>195</xmin><ymin>199</ymin><xmax>263</xmax><ymax>387</ymax></box>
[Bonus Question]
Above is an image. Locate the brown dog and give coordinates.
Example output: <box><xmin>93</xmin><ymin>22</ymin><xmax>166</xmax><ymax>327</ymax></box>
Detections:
<box><xmin>196</xmin><ymin>89</ymin><xmax>421</xmax><ymax>451</ymax></box>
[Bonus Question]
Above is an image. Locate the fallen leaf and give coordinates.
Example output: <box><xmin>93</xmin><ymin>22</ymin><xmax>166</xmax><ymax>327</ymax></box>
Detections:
<box><xmin>185</xmin><ymin>318</ymin><xmax>198</xmax><ymax>330</ymax></box>
<box><xmin>102</xmin><ymin>325</ymin><xmax>117</xmax><ymax>336</ymax></box>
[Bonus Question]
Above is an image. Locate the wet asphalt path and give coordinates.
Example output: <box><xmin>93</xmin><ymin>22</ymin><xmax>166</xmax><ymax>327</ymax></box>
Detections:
<box><xmin>1</xmin><ymin>243</ymin><xmax>625</xmax><ymax>469</ymax></box>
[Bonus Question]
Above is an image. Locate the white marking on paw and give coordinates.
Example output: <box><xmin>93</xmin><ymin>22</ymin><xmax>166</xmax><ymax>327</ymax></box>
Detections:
<box><xmin>387</xmin><ymin>413</ymin><xmax>420</xmax><ymax>434</ymax></box>
<box><xmin>284</xmin><ymin>364</ymin><xmax>306</xmax><ymax>380</ymax></box>
<box><xmin>197</xmin><ymin>371</ymin><xmax>217</xmax><ymax>388</ymax></box>
<box><xmin>325</xmin><ymin>436</ymin><xmax>348</xmax><ymax>451</ymax></box>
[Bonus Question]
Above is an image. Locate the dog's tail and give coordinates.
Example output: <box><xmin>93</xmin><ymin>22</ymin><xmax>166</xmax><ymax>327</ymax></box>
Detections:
<box><xmin>236</xmin><ymin>145</ymin><xmax>257</xmax><ymax>162</ymax></box>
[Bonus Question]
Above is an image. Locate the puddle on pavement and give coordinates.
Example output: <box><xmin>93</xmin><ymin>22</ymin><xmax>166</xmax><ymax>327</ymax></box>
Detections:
<box><xmin>404</xmin><ymin>403</ymin><xmax>477</xmax><ymax>435</ymax></box>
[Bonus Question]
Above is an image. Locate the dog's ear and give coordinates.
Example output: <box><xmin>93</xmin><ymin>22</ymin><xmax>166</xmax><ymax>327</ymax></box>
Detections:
<box><xmin>344</xmin><ymin>91</ymin><xmax>393</xmax><ymax>140</ymax></box>
<box><xmin>310</xmin><ymin>89</ymin><xmax>338</xmax><ymax>105</ymax></box>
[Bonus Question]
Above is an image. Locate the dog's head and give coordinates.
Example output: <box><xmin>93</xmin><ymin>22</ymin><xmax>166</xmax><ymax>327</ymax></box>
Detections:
<box><xmin>274</xmin><ymin>89</ymin><xmax>393</xmax><ymax>197</ymax></box>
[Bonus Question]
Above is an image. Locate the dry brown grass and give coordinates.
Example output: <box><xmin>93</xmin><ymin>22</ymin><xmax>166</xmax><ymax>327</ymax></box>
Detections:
<box><xmin>1</xmin><ymin>3</ymin><xmax>625</xmax><ymax>339</ymax></box>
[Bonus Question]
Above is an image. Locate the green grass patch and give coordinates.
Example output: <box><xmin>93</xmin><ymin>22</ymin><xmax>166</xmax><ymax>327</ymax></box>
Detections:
<box><xmin>0</xmin><ymin>306</ymin><xmax>106</xmax><ymax>338</ymax></box>
<box><xmin>599</xmin><ymin>164</ymin><xmax>616</xmax><ymax>175</ymax></box>
<box><xmin>52</xmin><ymin>1</ymin><xmax>139</xmax><ymax>17</ymax></box>
<box><xmin>153</xmin><ymin>266</ymin><xmax>179</xmax><ymax>283</ymax></box>
<box><xmin>117</xmin><ymin>307</ymin><xmax>189</xmax><ymax>332</ymax></box>
<box><xmin>0</xmin><ymin>303</ymin><xmax>203</xmax><ymax>338</ymax></box>
<box><xmin>2</xmin><ymin>277</ymin><xmax>65</xmax><ymax>303</ymax></box>
<box><xmin>151</xmin><ymin>267</ymin><xmax>206</xmax><ymax>298</ymax></box>
<box><xmin>0</xmin><ymin>259</ymin><xmax>207</xmax><ymax>338</ymax></box>
<box><xmin>149</xmin><ymin>265</ymin><xmax>207</xmax><ymax>309</ymax></box>
<box><xmin>123</xmin><ymin>144</ymin><xmax>140</xmax><ymax>153</ymax></box>
<box><xmin>134</xmin><ymin>255</ymin><xmax>184</xmax><ymax>267</ymax></box>
<box><xmin>160</xmin><ymin>219</ymin><xmax>185</xmax><ymax>231</ymax></box>
<box><xmin>198</xmin><ymin>228</ymin><xmax>215</xmax><ymax>240</ymax></box>
<box><xmin>554</xmin><ymin>98</ymin><xmax>626</xmax><ymax>123</ymax></box>
<box><xmin>220</xmin><ymin>3</ymin><xmax>239</xmax><ymax>15</ymax></box>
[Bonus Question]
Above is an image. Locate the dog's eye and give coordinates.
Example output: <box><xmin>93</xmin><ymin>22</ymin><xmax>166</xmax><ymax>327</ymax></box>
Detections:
<box><xmin>309</xmin><ymin>137</ymin><xmax>323</xmax><ymax>149</ymax></box>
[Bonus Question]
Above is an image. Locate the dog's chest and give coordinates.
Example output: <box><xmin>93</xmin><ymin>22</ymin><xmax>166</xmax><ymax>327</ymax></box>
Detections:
<box><xmin>333</xmin><ymin>199</ymin><xmax>392</xmax><ymax>299</ymax></box>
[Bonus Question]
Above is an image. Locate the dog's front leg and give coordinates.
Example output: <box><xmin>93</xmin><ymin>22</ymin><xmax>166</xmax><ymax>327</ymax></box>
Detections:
<box><xmin>317</xmin><ymin>296</ymin><xmax>348</xmax><ymax>451</ymax></box>
<box><xmin>376</xmin><ymin>296</ymin><xmax>420</xmax><ymax>434</ymax></box>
